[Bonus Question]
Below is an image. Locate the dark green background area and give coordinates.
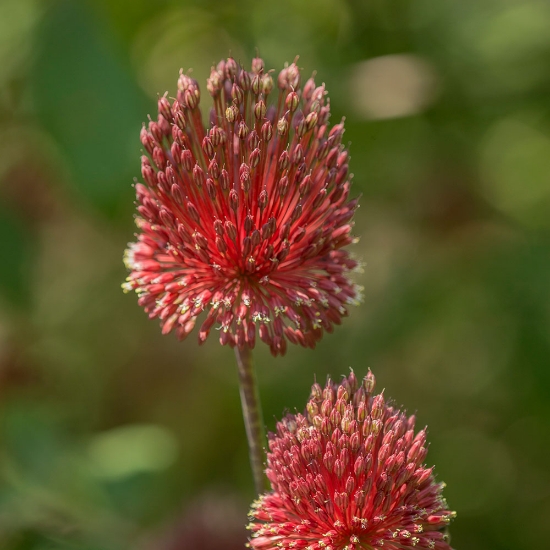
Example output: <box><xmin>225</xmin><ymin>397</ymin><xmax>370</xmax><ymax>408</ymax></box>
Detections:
<box><xmin>1</xmin><ymin>0</ymin><xmax>549</xmax><ymax>548</ymax></box>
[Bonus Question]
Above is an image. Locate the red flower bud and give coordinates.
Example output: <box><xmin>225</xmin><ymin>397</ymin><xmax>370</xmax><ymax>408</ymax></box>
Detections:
<box><xmin>124</xmin><ymin>57</ymin><xmax>361</xmax><ymax>355</ymax></box>
<box><xmin>248</xmin><ymin>370</ymin><xmax>455</xmax><ymax>549</ymax></box>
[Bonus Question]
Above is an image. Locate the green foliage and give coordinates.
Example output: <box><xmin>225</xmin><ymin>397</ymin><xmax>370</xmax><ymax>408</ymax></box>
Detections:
<box><xmin>1</xmin><ymin>0</ymin><xmax>549</xmax><ymax>548</ymax></box>
<box><xmin>0</xmin><ymin>206</ymin><xmax>34</xmax><ymax>307</ymax></box>
<box><xmin>31</xmin><ymin>1</ymin><xmax>147</xmax><ymax>216</ymax></box>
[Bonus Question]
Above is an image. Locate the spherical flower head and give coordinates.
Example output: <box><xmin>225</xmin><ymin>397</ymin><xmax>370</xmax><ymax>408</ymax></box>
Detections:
<box><xmin>248</xmin><ymin>370</ymin><xmax>456</xmax><ymax>549</ymax></box>
<box><xmin>123</xmin><ymin>56</ymin><xmax>362</xmax><ymax>356</ymax></box>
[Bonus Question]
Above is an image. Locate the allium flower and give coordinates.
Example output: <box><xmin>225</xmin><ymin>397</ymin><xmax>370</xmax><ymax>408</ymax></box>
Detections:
<box><xmin>123</xmin><ymin>56</ymin><xmax>361</xmax><ymax>356</ymax></box>
<box><xmin>248</xmin><ymin>371</ymin><xmax>456</xmax><ymax>549</ymax></box>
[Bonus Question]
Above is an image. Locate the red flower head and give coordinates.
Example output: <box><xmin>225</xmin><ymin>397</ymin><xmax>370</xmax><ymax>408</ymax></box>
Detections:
<box><xmin>123</xmin><ymin>56</ymin><xmax>361</xmax><ymax>356</ymax></box>
<box><xmin>248</xmin><ymin>370</ymin><xmax>456</xmax><ymax>549</ymax></box>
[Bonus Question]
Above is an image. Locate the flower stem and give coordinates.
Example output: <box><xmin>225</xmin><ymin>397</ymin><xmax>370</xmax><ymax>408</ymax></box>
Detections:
<box><xmin>234</xmin><ymin>345</ymin><xmax>267</xmax><ymax>494</ymax></box>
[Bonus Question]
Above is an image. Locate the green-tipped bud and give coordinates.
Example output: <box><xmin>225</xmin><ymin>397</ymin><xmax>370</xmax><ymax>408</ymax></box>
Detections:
<box><xmin>286</xmin><ymin>91</ymin><xmax>299</xmax><ymax>113</ymax></box>
<box><xmin>262</xmin><ymin>74</ymin><xmax>274</xmax><ymax>95</ymax></box>
<box><xmin>277</xmin><ymin>117</ymin><xmax>289</xmax><ymax>136</ymax></box>
<box><xmin>261</xmin><ymin>121</ymin><xmax>273</xmax><ymax>142</ymax></box>
<box><xmin>363</xmin><ymin>369</ymin><xmax>376</xmax><ymax>394</ymax></box>
<box><xmin>255</xmin><ymin>100</ymin><xmax>267</xmax><ymax>121</ymax></box>
<box><xmin>251</xmin><ymin>74</ymin><xmax>262</xmax><ymax>95</ymax></box>
<box><xmin>225</xmin><ymin>104</ymin><xmax>238</xmax><ymax>123</ymax></box>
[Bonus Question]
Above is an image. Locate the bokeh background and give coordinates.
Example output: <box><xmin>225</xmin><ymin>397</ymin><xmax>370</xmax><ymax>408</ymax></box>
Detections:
<box><xmin>1</xmin><ymin>0</ymin><xmax>550</xmax><ymax>548</ymax></box>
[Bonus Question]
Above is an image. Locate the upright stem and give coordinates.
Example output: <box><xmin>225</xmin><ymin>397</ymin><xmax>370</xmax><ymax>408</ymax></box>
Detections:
<box><xmin>234</xmin><ymin>345</ymin><xmax>267</xmax><ymax>494</ymax></box>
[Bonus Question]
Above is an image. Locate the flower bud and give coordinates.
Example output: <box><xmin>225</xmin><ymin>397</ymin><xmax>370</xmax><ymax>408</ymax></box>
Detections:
<box><xmin>238</xmin><ymin>121</ymin><xmax>250</xmax><ymax>140</ymax></box>
<box><xmin>232</xmin><ymin>83</ymin><xmax>244</xmax><ymax>104</ymax></box>
<box><xmin>226</xmin><ymin>104</ymin><xmax>238</xmax><ymax>123</ymax></box>
<box><xmin>286</xmin><ymin>91</ymin><xmax>299</xmax><ymax>113</ymax></box>
<box><xmin>258</xmin><ymin>190</ymin><xmax>268</xmax><ymax>210</ymax></box>
<box><xmin>225</xmin><ymin>57</ymin><xmax>237</xmax><ymax>78</ymax></box>
<box><xmin>193</xmin><ymin>165</ymin><xmax>205</xmax><ymax>187</ymax></box>
<box><xmin>184</xmin><ymin>88</ymin><xmax>199</xmax><ymax>110</ymax></box>
<box><xmin>239</xmin><ymin>69</ymin><xmax>251</xmax><ymax>91</ymax></box>
<box><xmin>261</xmin><ymin>121</ymin><xmax>273</xmax><ymax>142</ymax></box>
<box><xmin>180</xmin><ymin>149</ymin><xmax>193</xmax><ymax>171</ymax></box>
<box><xmin>158</xmin><ymin>96</ymin><xmax>172</xmax><ymax>121</ymax></box>
<box><xmin>305</xmin><ymin>111</ymin><xmax>318</xmax><ymax>131</ymax></box>
<box><xmin>278</xmin><ymin>151</ymin><xmax>290</xmax><ymax>172</ymax></box>
<box><xmin>249</xmin><ymin>148</ymin><xmax>261</xmax><ymax>168</ymax></box>
<box><xmin>303</xmin><ymin>76</ymin><xmax>316</xmax><ymax>102</ymax></box>
<box><xmin>251</xmin><ymin>57</ymin><xmax>264</xmax><ymax>74</ymax></box>
<box><xmin>277</xmin><ymin>117</ymin><xmax>289</xmax><ymax>136</ymax></box>
<box><xmin>208</xmin><ymin>158</ymin><xmax>220</xmax><ymax>179</ymax></box>
<box><xmin>140</xmin><ymin>127</ymin><xmax>154</xmax><ymax>154</ymax></box>
<box><xmin>255</xmin><ymin>100</ymin><xmax>267</xmax><ymax>120</ymax></box>
<box><xmin>229</xmin><ymin>189</ymin><xmax>239</xmax><ymax>210</ymax></box>
<box><xmin>202</xmin><ymin>136</ymin><xmax>215</xmax><ymax>158</ymax></box>
<box><xmin>225</xmin><ymin>220</ymin><xmax>237</xmax><ymax>241</ymax></box>
<box><xmin>251</xmin><ymin>74</ymin><xmax>262</xmax><ymax>95</ymax></box>
<box><xmin>213</xmin><ymin>219</ymin><xmax>224</xmax><ymax>235</ymax></box>
<box><xmin>219</xmin><ymin>169</ymin><xmax>229</xmax><ymax>190</ymax></box>
<box><xmin>262</xmin><ymin>73</ymin><xmax>274</xmax><ymax>95</ymax></box>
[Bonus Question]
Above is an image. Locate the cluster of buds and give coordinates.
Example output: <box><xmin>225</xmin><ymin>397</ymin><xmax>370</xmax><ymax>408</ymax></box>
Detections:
<box><xmin>123</xmin><ymin>56</ymin><xmax>361</xmax><ymax>356</ymax></box>
<box><xmin>248</xmin><ymin>370</ymin><xmax>456</xmax><ymax>549</ymax></box>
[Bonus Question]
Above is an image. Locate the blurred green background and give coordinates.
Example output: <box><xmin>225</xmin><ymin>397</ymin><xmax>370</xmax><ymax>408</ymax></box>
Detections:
<box><xmin>1</xmin><ymin>0</ymin><xmax>550</xmax><ymax>548</ymax></box>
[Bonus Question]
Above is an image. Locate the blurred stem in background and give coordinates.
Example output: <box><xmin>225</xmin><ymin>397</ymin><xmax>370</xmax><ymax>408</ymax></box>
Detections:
<box><xmin>234</xmin><ymin>346</ymin><xmax>267</xmax><ymax>494</ymax></box>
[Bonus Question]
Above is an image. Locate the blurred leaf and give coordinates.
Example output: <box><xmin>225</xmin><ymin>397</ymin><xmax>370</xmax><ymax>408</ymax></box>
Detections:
<box><xmin>481</xmin><ymin>117</ymin><xmax>550</xmax><ymax>227</ymax></box>
<box><xmin>0</xmin><ymin>205</ymin><xmax>34</xmax><ymax>307</ymax></box>
<box><xmin>87</xmin><ymin>424</ymin><xmax>178</xmax><ymax>480</ymax></box>
<box><xmin>485</xmin><ymin>240</ymin><xmax>550</xmax><ymax>394</ymax></box>
<box><xmin>31</xmin><ymin>1</ymin><xmax>147</xmax><ymax>216</ymax></box>
<box><xmin>0</xmin><ymin>0</ymin><xmax>39</xmax><ymax>86</ymax></box>
<box><xmin>2</xmin><ymin>403</ymin><xmax>63</xmax><ymax>482</ymax></box>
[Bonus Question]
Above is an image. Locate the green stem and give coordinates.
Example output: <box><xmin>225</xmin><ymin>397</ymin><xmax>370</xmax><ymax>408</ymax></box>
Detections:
<box><xmin>234</xmin><ymin>345</ymin><xmax>267</xmax><ymax>494</ymax></box>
